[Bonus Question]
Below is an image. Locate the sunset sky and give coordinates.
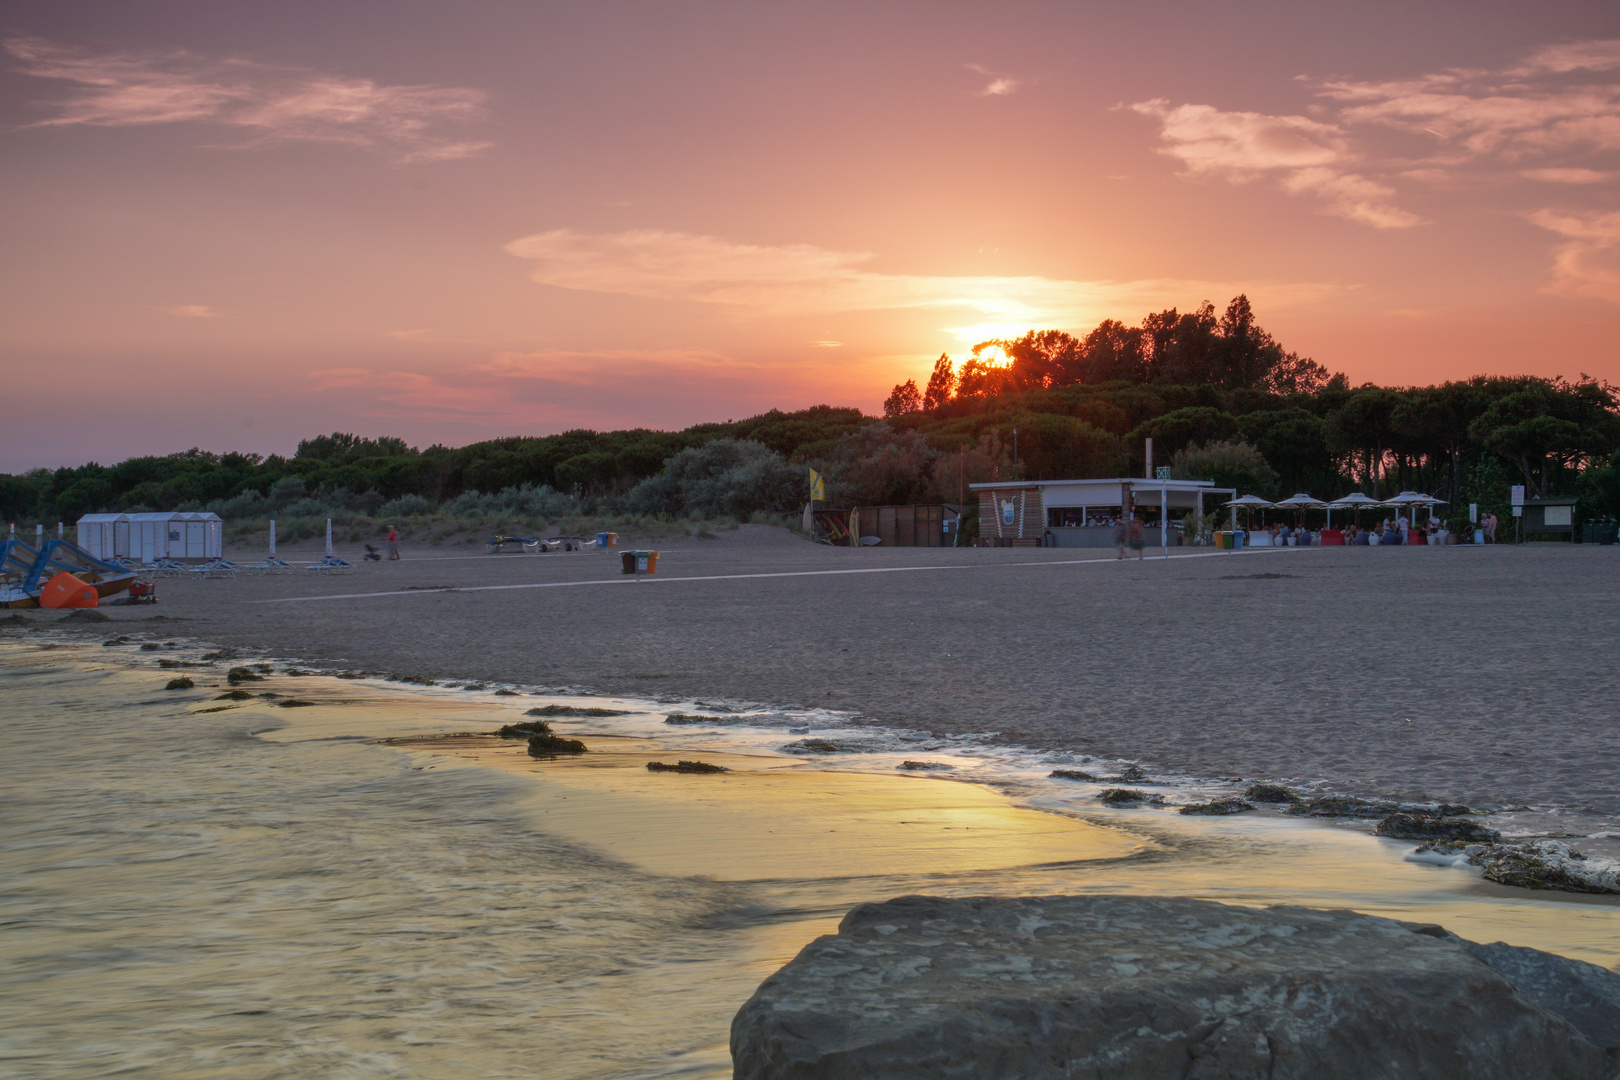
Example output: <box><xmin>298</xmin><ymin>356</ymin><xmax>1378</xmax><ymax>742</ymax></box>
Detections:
<box><xmin>4</xmin><ymin>1</ymin><xmax>1620</xmax><ymax>470</ymax></box>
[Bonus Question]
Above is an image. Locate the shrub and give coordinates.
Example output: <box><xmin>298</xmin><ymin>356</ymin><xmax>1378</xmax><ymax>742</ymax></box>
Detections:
<box><xmin>379</xmin><ymin>493</ymin><xmax>434</xmax><ymax>517</ymax></box>
<box><xmin>623</xmin><ymin>439</ymin><xmax>802</xmax><ymax>518</ymax></box>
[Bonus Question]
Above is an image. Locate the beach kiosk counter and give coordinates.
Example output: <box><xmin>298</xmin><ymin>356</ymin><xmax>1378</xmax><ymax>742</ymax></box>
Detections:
<box><xmin>970</xmin><ymin>478</ymin><xmax>1237</xmax><ymax>548</ymax></box>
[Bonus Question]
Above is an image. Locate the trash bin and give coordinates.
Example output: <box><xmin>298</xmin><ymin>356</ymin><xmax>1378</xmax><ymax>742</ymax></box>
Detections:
<box><xmin>641</xmin><ymin>550</ymin><xmax>659</xmax><ymax>574</ymax></box>
<box><xmin>1233</xmin><ymin>531</ymin><xmax>1246</xmax><ymax>549</ymax></box>
<box><xmin>1474</xmin><ymin>530</ymin><xmax>1485</xmax><ymax>545</ymax></box>
<box><xmin>620</xmin><ymin>551</ymin><xmax>637</xmax><ymax>574</ymax></box>
<box><xmin>597</xmin><ymin>531</ymin><xmax>619</xmax><ymax>549</ymax></box>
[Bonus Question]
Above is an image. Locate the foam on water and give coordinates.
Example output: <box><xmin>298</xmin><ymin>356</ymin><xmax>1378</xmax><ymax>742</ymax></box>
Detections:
<box><xmin>4</xmin><ymin>632</ymin><xmax>1619</xmax><ymax>1080</ymax></box>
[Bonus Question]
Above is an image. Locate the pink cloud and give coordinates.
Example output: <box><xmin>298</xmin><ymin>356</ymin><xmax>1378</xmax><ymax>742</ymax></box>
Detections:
<box><xmin>5</xmin><ymin>36</ymin><xmax>490</xmax><ymax>162</ymax></box>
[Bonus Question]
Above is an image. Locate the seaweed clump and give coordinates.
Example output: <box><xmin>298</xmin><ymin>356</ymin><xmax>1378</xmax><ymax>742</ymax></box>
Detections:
<box><xmin>215</xmin><ymin>690</ymin><xmax>255</xmax><ymax>701</ymax></box>
<box><xmin>525</xmin><ymin>704</ymin><xmax>630</xmax><ymax>718</ymax></box>
<box><xmin>1245</xmin><ymin>783</ymin><xmax>1299</xmax><ymax>803</ymax></box>
<box><xmin>1049</xmin><ymin>769</ymin><xmax>1098</xmax><ymax>781</ymax></box>
<box><xmin>898</xmin><ymin>761</ymin><xmax>953</xmax><ymax>771</ymax></box>
<box><xmin>497</xmin><ymin>720</ymin><xmax>554</xmax><ymax>738</ymax></box>
<box><xmin>664</xmin><ymin>712</ymin><xmax>725</xmax><ymax>725</ymax></box>
<box><xmin>646</xmin><ymin>760</ymin><xmax>728</xmax><ymax>774</ymax></box>
<box><xmin>782</xmin><ymin>739</ymin><xmax>843</xmax><ymax>754</ymax></box>
<box><xmin>276</xmin><ymin>700</ymin><xmax>316</xmax><ymax>708</ymax></box>
<box><xmin>1179</xmin><ymin>798</ymin><xmax>1256</xmax><ymax>816</ymax></box>
<box><xmin>1107</xmin><ymin>765</ymin><xmax>1149</xmax><ymax>782</ymax></box>
<box><xmin>226</xmin><ymin>667</ymin><xmax>264</xmax><ymax>685</ymax></box>
<box><xmin>165</xmin><ymin>677</ymin><xmax>195</xmax><ymax>690</ymax></box>
<box><xmin>1099</xmin><ymin>788</ymin><xmax>1165</xmax><ymax>806</ymax></box>
<box><xmin>527</xmin><ymin>732</ymin><xmax>587</xmax><ymax>757</ymax></box>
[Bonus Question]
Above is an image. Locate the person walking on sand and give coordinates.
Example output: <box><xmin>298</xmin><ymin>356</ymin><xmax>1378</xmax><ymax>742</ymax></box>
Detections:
<box><xmin>1128</xmin><ymin>515</ymin><xmax>1145</xmax><ymax>560</ymax></box>
<box><xmin>387</xmin><ymin>525</ymin><xmax>400</xmax><ymax>561</ymax></box>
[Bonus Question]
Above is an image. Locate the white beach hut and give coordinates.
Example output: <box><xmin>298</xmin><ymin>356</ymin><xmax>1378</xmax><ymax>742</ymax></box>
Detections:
<box><xmin>76</xmin><ymin>513</ymin><xmax>131</xmax><ymax>560</ymax></box>
<box><xmin>119</xmin><ymin>511</ymin><xmax>224</xmax><ymax>561</ymax></box>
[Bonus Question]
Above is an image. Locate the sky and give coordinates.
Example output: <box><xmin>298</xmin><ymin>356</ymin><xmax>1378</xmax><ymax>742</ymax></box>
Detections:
<box><xmin>3</xmin><ymin>0</ymin><xmax>1619</xmax><ymax>471</ymax></box>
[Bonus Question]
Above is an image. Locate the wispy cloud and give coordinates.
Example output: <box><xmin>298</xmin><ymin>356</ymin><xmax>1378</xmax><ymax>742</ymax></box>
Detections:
<box><xmin>967</xmin><ymin>63</ymin><xmax>1019</xmax><ymax>97</ymax></box>
<box><xmin>1132</xmin><ymin>38</ymin><xmax>1620</xmax><ymax>232</ymax></box>
<box><xmin>5</xmin><ymin>36</ymin><xmax>490</xmax><ymax>162</ymax></box>
<box><xmin>504</xmin><ymin>228</ymin><xmax>1339</xmax><ymax>336</ymax></box>
<box><xmin>1523</xmin><ymin>167</ymin><xmax>1614</xmax><ymax>184</ymax></box>
<box><xmin>306</xmin><ymin>348</ymin><xmax>864</xmax><ymax>429</ymax></box>
<box><xmin>161</xmin><ymin>304</ymin><xmax>217</xmax><ymax>318</ymax></box>
<box><xmin>1129</xmin><ymin>99</ymin><xmax>1416</xmax><ymax>229</ymax></box>
<box><xmin>1529</xmin><ymin>208</ymin><xmax>1620</xmax><ymax>305</ymax></box>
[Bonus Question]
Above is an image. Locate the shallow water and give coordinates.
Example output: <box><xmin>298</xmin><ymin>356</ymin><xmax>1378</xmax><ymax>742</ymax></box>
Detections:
<box><xmin>3</xmin><ymin>636</ymin><xmax>1618</xmax><ymax>1079</ymax></box>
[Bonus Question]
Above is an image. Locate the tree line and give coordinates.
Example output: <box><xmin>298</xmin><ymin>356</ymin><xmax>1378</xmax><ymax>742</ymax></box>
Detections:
<box><xmin>4</xmin><ymin>296</ymin><xmax>1617</xmax><ymax>530</ymax></box>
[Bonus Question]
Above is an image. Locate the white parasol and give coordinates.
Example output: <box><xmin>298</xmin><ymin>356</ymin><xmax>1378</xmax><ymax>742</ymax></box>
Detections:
<box><xmin>1328</xmin><ymin>491</ymin><xmax>1383</xmax><ymax>530</ymax></box>
<box><xmin>1223</xmin><ymin>494</ymin><xmax>1274</xmax><ymax>533</ymax></box>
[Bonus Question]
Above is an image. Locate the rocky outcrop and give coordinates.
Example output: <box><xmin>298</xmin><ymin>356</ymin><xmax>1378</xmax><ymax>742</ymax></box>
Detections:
<box><xmin>1376</xmin><ymin>812</ymin><xmax>1502</xmax><ymax>843</ymax></box>
<box><xmin>731</xmin><ymin>894</ymin><xmax>1618</xmax><ymax>1079</ymax></box>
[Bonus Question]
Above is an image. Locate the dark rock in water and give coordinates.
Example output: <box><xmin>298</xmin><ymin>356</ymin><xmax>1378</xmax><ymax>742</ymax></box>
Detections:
<box><xmin>1179</xmin><ymin>798</ymin><xmax>1256</xmax><ymax>815</ymax></box>
<box><xmin>493</xmin><ymin>688</ymin><xmax>521</xmax><ymax>696</ymax></box>
<box><xmin>226</xmin><ymin>667</ymin><xmax>264</xmax><ymax>685</ymax></box>
<box><xmin>898</xmin><ymin>761</ymin><xmax>953</xmax><ymax>772</ymax></box>
<box><xmin>1470</xmin><ymin>842</ymin><xmax>1620</xmax><ymax>894</ymax></box>
<box><xmin>200</xmin><ymin>649</ymin><xmax>237</xmax><ymax>661</ymax></box>
<box><xmin>275</xmin><ymin>700</ymin><xmax>316</xmax><ymax>708</ymax></box>
<box><xmin>390</xmin><ymin>673</ymin><xmax>437</xmax><ymax>685</ymax></box>
<box><xmin>730</xmin><ymin>894</ymin><xmax>1616</xmax><ymax>1080</ymax></box>
<box><xmin>526</xmin><ymin>732</ymin><xmax>587</xmax><ymax>756</ymax></box>
<box><xmin>1098</xmin><ymin>788</ymin><xmax>1164</xmax><ymax>806</ymax></box>
<box><xmin>139</xmin><ymin>642</ymin><xmax>163</xmax><ymax>651</ymax></box>
<box><xmin>497</xmin><ymin>720</ymin><xmax>552</xmax><ymax>738</ymax></box>
<box><xmin>1049</xmin><ymin>769</ymin><xmax>1097</xmax><ymax>781</ymax></box>
<box><xmin>164</xmin><ymin>677</ymin><xmax>195</xmax><ymax>690</ymax></box>
<box><xmin>1286</xmin><ymin>796</ymin><xmax>1404</xmax><ymax>818</ymax></box>
<box><xmin>215</xmin><ymin>690</ymin><xmax>255</xmax><ymax>701</ymax></box>
<box><xmin>102</xmin><ymin>635</ymin><xmax>131</xmax><ymax>646</ymax></box>
<box><xmin>526</xmin><ymin>704</ymin><xmax>630</xmax><ymax>718</ymax></box>
<box><xmin>646</xmin><ymin>760</ymin><xmax>728</xmax><ymax>773</ymax></box>
<box><xmin>1246</xmin><ymin>783</ymin><xmax>1299</xmax><ymax>803</ymax></box>
<box><xmin>665</xmin><ymin>712</ymin><xmax>727</xmax><ymax>725</ymax></box>
<box><xmin>56</xmin><ymin>610</ymin><xmax>111</xmax><ymax>623</ymax></box>
<box><xmin>783</xmin><ymin>739</ymin><xmax>844</xmax><ymax>754</ymax></box>
<box><xmin>1376</xmin><ymin>813</ymin><xmax>1502</xmax><ymax>843</ymax></box>
<box><xmin>1107</xmin><ymin>764</ymin><xmax>1148</xmax><ymax>782</ymax></box>
<box><xmin>334</xmin><ymin>671</ymin><xmax>364</xmax><ymax>679</ymax></box>
<box><xmin>460</xmin><ymin>682</ymin><xmax>487</xmax><ymax>691</ymax></box>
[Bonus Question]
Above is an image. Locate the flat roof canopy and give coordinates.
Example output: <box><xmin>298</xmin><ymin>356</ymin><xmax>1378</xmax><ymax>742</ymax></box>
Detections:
<box><xmin>970</xmin><ymin>478</ymin><xmax>1235</xmax><ymax>511</ymax></box>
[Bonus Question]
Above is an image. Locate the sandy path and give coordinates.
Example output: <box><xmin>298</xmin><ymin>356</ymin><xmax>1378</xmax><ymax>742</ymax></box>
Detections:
<box><xmin>23</xmin><ymin>527</ymin><xmax>1620</xmax><ymax>819</ymax></box>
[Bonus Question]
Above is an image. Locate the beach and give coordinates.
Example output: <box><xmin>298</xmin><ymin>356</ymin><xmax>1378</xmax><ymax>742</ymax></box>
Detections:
<box><xmin>31</xmin><ymin>527</ymin><xmax>1620</xmax><ymax>825</ymax></box>
<box><xmin>6</xmin><ymin>545</ymin><xmax>1620</xmax><ymax>1077</ymax></box>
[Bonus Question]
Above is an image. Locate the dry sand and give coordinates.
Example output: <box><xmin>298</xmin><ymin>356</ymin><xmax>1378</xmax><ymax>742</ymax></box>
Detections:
<box><xmin>18</xmin><ymin>526</ymin><xmax>1620</xmax><ymax>820</ymax></box>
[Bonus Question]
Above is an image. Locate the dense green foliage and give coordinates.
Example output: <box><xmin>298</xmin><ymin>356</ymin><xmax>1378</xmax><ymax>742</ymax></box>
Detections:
<box><xmin>5</xmin><ymin>297</ymin><xmax>1617</xmax><ymax>529</ymax></box>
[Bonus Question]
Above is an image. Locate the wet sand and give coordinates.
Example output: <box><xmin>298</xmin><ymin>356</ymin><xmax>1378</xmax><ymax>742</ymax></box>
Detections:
<box><xmin>22</xmin><ymin>526</ymin><xmax>1620</xmax><ymax>821</ymax></box>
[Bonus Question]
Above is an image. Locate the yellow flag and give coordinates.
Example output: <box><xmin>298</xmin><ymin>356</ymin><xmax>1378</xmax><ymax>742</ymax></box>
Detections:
<box><xmin>809</xmin><ymin>468</ymin><xmax>826</xmax><ymax>501</ymax></box>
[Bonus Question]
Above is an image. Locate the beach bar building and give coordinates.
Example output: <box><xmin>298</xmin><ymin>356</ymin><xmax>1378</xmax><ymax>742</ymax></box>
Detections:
<box><xmin>76</xmin><ymin>511</ymin><xmax>223</xmax><ymax>561</ymax></box>
<box><xmin>970</xmin><ymin>478</ymin><xmax>1236</xmax><ymax>547</ymax></box>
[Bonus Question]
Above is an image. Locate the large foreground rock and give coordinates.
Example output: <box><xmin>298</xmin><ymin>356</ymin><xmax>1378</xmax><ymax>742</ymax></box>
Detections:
<box><xmin>731</xmin><ymin>894</ymin><xmax>1619</xmax><ymax>1079</ymax></box>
